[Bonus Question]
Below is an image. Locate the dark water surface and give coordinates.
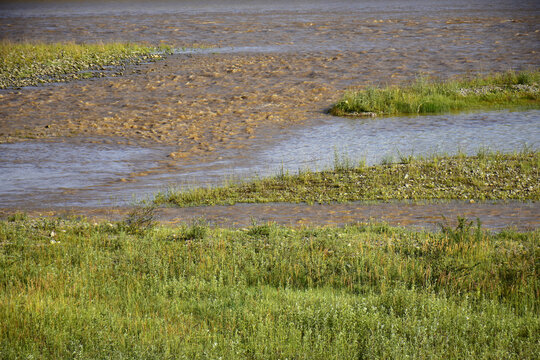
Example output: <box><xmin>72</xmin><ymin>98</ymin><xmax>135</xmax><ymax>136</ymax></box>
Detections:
<box><xmin>0</xmin><ymin>0</ymin><xmax>539</xmax><ymax>227</ymax></box>
<box><xmin>1</xmin><ymin>0</ymin><xmax>538</xmax><ymax>66</ymax></box>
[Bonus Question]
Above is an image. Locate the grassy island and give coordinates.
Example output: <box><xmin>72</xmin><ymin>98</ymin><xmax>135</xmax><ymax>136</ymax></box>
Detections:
<box><xmin>329</xmin><ymin>70</ymin><xmax>539</xmax><ymax>117</ymax></box>
<box><xmin>0</xmin><ymin>41</ymin><xmax>171</xmax><ymax>88</ymax></box>
<box><xmin>155</xmin><ymin>151</ymin><xmax>539</xmax><ymax>207</ymax></box>
<box><xmin>0</xmin><ymin>216</ymin><xmax>538</xmax><ymax>359</ymax></box>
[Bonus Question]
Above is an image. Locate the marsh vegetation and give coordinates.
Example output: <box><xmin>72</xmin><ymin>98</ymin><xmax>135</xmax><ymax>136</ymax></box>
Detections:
<box><xmin>0</xmin><ymin>215</ymin><xmax>538</xmax><ymax>359</ymax></box>
<box><xmin>156</xmin><ymin>151</ymin><xmax>539</xmax><ymax>207</ymax></box>
<box><xmin>330</xmin><ymin>70</ymin><xmax>540</xmax><ymax>117</ymax></box>
<box><xmin>0</xmin><ymin>41</ymin><xmax>171</xmax><ymax>88</ymax></box>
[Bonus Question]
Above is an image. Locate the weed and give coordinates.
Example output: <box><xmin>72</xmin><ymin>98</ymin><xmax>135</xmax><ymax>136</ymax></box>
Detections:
<box><xmin>380</xmin><ymin>154</ymin><xmax>395</xmax><ymax>165</ymax></box>
<box><xmin>397</xmin><ymin>150</ymin><xmax>415</xmax><ymax>164</ymax></box>
<box><xmin>333</xmin><ymin>148</ymin><xmax>355</xmax><ymax>171</ymax></box>
<box><xmin>439</xmin><ymin>216</ymin><xmax>483</xmax><ymax>244</ymax></box>
<box><xmin>6</xmin><ymin>212</ymin><xmax>28</xmax><ymax>222</ymax></box>
<box><xmin>247</xmin><ymin>221</ymin><xmax>275</xmax><ymax>238</ymax></box>
<box><xmin>180</xmin><ymin>218</ymin><xmax>209</xmax><ymax>240</ymax></box>
<box><xmin>122</xmin><ymin>202</ymin><xmax>157</xmax><ymax>234</ymax></box>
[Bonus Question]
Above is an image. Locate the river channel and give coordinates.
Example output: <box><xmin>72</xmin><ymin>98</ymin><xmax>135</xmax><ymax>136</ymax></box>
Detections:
<box><xmin>0</xmin><ymin>0</ymin><xmax>538</xmax><ymax>227</ymax></box>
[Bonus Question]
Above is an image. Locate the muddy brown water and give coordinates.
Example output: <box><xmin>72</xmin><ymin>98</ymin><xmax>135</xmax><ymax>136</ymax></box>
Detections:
<box><xmin>1</xmin><ymin>109</ymin><xmax>539</xmax><ymax>209</ymax></box>
<box><xmin>1</xmin><ymin>201</ymin><xmax>538</xmax><ymax>232</ymax></box>
<box><xmin>0</xmin><ymin>0</ymin><xmax>539</xmax><ymax>228</ymax></box>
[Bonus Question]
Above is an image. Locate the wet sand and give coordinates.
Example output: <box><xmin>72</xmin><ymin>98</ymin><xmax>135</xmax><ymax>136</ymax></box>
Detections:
<box><xmin>0</xmin><ymin>1</ymin><xmax>539</xmax><ymax>227</ymax></box>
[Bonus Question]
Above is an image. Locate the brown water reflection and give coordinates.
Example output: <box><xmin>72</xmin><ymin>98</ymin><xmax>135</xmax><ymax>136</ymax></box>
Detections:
<box><xmin>1</xmin><ymin>1</ymin><xmax>538</xmax><ymax>156</ymax></box>
<box><xmin>0</xmin><ymin>0</ymin><xmax>539</xmax><ymax>215</ymax></box>
<box><xmin>2</xmin><ymin>201</ymin><xmax>538</xmax><ymax>232</ymax></box>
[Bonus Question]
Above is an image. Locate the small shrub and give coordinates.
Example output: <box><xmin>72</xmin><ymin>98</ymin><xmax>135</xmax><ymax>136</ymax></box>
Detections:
<box><xmin>180</xmin><ymin>219</ymin><xmax>209</xmax><ymax>241</ymax></box>
<box><xmin>7</xmin><ymin>212</ymin><xmax>28</xmax><ymax>222</ymax></box>
<box><xmin>439</xmin><ymin>216</ymin><xmax>483</xmax><ymax>244</ymax></box>
<box><xmin>247</xmin><ymin>223</ymin><xmax>274</xmax><ymax>238</ymax></box>
<box><xmin>122</xmin><ymin>203</ymin><xmax>157</xmax><ymax>234</ymax></box>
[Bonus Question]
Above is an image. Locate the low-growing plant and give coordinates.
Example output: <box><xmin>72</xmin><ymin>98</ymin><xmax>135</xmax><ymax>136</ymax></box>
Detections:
<box><xmin>122</xmin><ymin>202</ymin><xmax>157</xmax><ymax>234</ymax></box>
<box><xmin>155</xmin><ymin>151</ymin><xmax>539</xmax><ymax>207</ymax></box>
<box><xmin>439</xmin><ymin>216</ymin><xmax>483</xmax><ymax>244</ymax></box>
<box><xmin>6</xmin><ymin>212</ymin><xmax>28</xmax><ymax>222</ymax></box>
<box><xmin>180</xmin><ymin>218</ymin><xmax>209</xmax><ymax>240</ymax></box>
<box><xmin>247</xmin><ymin>221</ymin><xmax>275</xmax><ymax>238</ymax></box>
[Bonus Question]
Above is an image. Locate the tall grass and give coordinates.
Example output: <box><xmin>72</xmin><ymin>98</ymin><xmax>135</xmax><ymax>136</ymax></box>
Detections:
<box><xmin>0</xmin><ymin>217</ymin><xmax>538</xmax><ymax>358</ymax></box>
<box><xmin>330</xmin><ymin>70</ymin><xmax>540</xmax><ymax>116</ymax></box>
<box><xmin>0</xmin><ymin>40</ymin><xmax>171</xmax><ymax>88</ymax></box>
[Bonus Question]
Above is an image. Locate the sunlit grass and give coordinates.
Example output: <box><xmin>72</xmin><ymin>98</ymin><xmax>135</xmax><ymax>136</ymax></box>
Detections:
<box><xmin>330</xmin><ymin>70</ymin><xmax>540</xmax><ymax>116</ymax></box>
<box><xmin>155</xmin><ymin>150</ymin><xmax>540</xmax><ymax>207</ymax></box>
<box><xmin>0</xmin><ymin>40</ymin><xmax>172</xmax><ymax>88</ymax></box>
<box><xmin>0</xmin><ymin>216</ymin><xmax>538</xmax><ymax>358</ymax></box>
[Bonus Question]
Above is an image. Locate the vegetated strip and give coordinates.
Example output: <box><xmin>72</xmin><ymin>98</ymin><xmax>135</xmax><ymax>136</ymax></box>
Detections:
<box><xmin>0</xmin><ymin>215</ymin><xmax>537</xmax><ymax>358</ymax></box>
<box><xmin>329</xmin><ymin>70</ymin><xmax>540</xmax><ymax>116</ymax></box>
<box><xmin>155</xmin><ymin>151</ymin><xmax>539</xmax><ymax>207</ymax></box>
<box><xmin>0</xmin><ymin>40</ymin><xmax>172</xmax><ymax>88</ymax></box>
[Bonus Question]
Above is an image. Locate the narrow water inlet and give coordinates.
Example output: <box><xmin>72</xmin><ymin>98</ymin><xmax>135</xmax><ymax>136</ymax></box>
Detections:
<box><xmin>3</xmin><ymin>200</ymin><xmax>538</xmax><ymax>232</ymax></box>
<box><xmin>260</xmin><ymin>109</ymin><xmax>540</xmax><ymax>173</ymax></box>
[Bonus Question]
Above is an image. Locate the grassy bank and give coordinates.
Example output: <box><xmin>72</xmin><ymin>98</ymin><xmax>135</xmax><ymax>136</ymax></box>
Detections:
<box><xmin>329</xmin><ymin>70</ymin><xmax>540</xmax><ymax>116</ymax></box>
<box><xmin>0</xmin><ymin>41</ymin><xmax>171</xmax><ymax>88</ymax></box>
<box><xmin>0</xmin><ymin>216</ymin><xmax>538</xmax><ymax>359</ymax></box>
<box><xmin>155</xmin><ymin>151</ymin><xmax>539</xmax><ymax>207</ymax></box>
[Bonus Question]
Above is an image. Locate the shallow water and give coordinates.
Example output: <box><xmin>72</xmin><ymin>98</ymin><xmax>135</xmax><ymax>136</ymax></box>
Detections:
<box><xmin>1</xmin><ymin>109</ymin><xmax>537</xmax><ymax>208</ymax></box>
<box><xmin>262</xmin><ymin>109</ymin><xmax>540</xmax><ymax>172</ymax></box>
<box><xmin>1</xmin><ymin>0</ymin><xmax>538</xmax><ymax>66</ymax></box>
<box><xmin>0</xmin><ymin>0</ymin><xmax>539</xmax><ymax>217</ymax></box>
<box><xmin>3</xmin><ymin>201</ymin><xmax>538</xmax><ymax>232</ymax></box>
<box><xmin>152</xmin><ymin>201</ymin><xmax>540</xmax><ymax>231</ymax></box>
<box><xmin>0</xmin><ymin>140</ymin><xmax>171</xmax><ymax>207</ymax></box>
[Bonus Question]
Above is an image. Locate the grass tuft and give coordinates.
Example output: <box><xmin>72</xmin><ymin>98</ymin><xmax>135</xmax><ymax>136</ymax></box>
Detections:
<box><xmin>330</xmin><ymin>70</ymin><xmax>540</xmax><ymax>116</ymax></box>
<box><xmin>122</xmin><ymin>202</ymin><xmax>158</xmax><ymax>234</ymax></box>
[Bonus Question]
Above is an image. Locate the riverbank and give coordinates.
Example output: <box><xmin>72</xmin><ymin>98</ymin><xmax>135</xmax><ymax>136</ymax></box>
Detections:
<box><xmin>156</xmin><ymin>151</ymin><xmax>540</xmax><ymax>207</ymax></box>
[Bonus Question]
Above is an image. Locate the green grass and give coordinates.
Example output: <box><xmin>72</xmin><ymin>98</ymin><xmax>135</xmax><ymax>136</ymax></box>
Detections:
<box><xmin>155</xmin><ymin>150</ymin><xmax>540</xmax><ymax>207</ymax></box>
<box><xmin>0</xmin><ymin>216</ymin><xmax>538</xmax><ymax>359</ymax></box>
<box><xmin>0</xmin><ymin>40</ymin><xmax>172</xmax><ymax>88</ymax></box>
<box><xmin>330</xmin><ymin>70</ymin><xmax>540</xmax><ymax>116</ymax></box>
